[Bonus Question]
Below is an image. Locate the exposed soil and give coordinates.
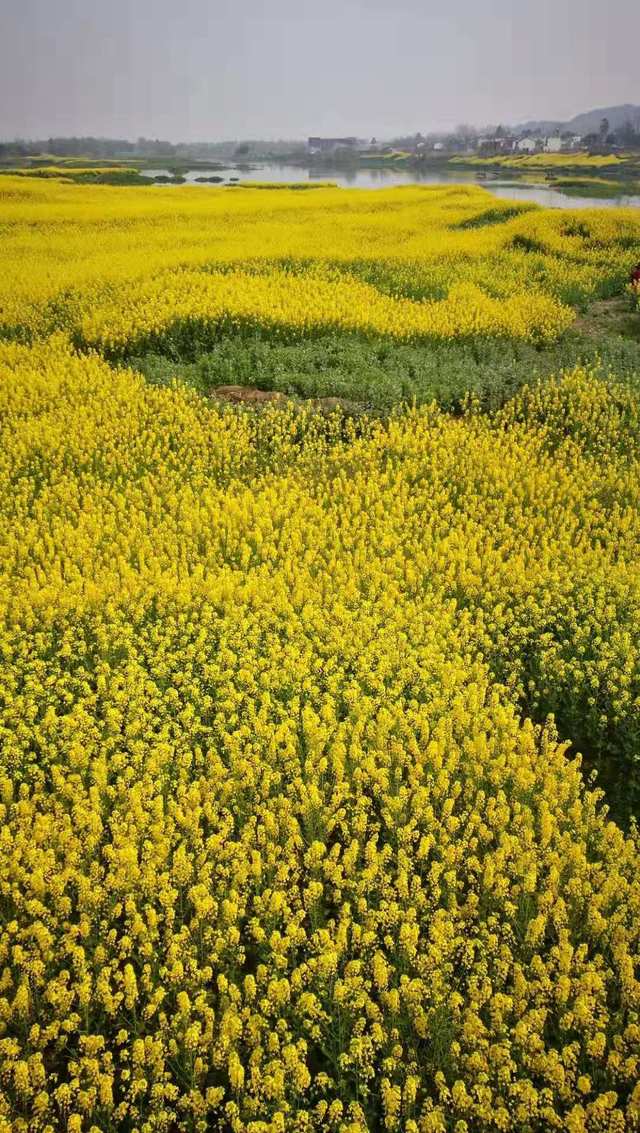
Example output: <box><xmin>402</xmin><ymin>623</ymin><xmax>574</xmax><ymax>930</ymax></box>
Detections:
<box><xmin>209</xmin><ymin>384</ymin><xmax>287</xmax><ymax>405</ymax></box>
<box><xmin>573</xmin><ymin>294</ymin><xmax>640</xmax><ymax>341</ymax></box>
<box><xmin>209</xmin><ymin>384</ymin><xmax>368</xmax><ymax>416</ymax></box>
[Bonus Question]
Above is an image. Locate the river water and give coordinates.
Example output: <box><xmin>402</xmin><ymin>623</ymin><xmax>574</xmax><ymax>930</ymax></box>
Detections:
<box><xmin>142</xmin><ymin>162</ymin><xmax>640</xmax><ymax>209</ymax></box>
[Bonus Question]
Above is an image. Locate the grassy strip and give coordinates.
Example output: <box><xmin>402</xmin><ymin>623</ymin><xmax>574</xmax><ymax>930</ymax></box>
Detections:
<box><xmin>130</xmin><ymin>324</ymin><xmax>640</xmax><ymax>412</ymax></box>
<box><xmin>0</xmin><ymin>166</ymin><xmax>177</xmax><ymax>186</ymax></box>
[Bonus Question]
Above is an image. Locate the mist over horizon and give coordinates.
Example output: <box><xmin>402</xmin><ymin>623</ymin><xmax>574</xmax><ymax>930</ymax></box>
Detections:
<box><xmin>1</xmin><ymin>0</ymin><xmax>638</xmax><ymax>142</ymax></box>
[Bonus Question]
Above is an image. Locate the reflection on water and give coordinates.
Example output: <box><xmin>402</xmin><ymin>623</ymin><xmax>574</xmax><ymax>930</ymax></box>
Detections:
<box><xmin>487</xmin><ymin>181</ymin><xmax>640</xmax><ymax>209</ymax></box>
<box><xmin>142</xmin><ymin>163</ymin><xmax>640</xmax><ymax>209</ymax></box>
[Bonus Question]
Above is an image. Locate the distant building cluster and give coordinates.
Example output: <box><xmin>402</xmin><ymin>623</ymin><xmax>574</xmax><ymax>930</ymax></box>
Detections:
<box><xmin>478</xmin><ymin>131</ymin><xmax>584</xmax><ymax>155</ymax></box>
<box><xmin>307</xmin><ymin>137</ymin><xmax>360</xmax><ymax>156</ymax></box>
<box><xmin>418</xmin><ymin>130</ymin><xmax>587</xmax><ymax>157</ymax></box>
<box><xmin>307</xmin><ymin>131</ymin><xmax>588</xmax><ymax>159</ymax></box>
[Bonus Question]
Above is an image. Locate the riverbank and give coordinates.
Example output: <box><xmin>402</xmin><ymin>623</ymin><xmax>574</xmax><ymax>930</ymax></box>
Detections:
<box><xmin>2</xmin><ymin>152</ymin><xmax>640</xmax><ymax>205</ymax></box>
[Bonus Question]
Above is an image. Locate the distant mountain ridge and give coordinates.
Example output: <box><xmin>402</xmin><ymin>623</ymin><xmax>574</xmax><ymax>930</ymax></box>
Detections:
<box><xmin>514</xmin><ymin>103</ymin><xmax>640</xmax><ymax>135</ymax></box>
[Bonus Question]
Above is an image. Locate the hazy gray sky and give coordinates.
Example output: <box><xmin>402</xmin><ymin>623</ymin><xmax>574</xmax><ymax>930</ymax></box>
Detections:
<box><xmin>1</xmin><ymin>0</ymin><xmax>638</xmax><ymax>140</ymax></box>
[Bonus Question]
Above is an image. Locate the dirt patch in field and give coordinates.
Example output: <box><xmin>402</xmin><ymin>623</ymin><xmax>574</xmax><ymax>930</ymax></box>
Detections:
<box><xmin>573</xmin><ymin>295</ymin><xmax>640</xmax><ymax>342</ymax></box>
<box><xmin>209</xmin><ymin>385</ymin><xmax>368</xmax><ymax>416</ymax></box>
<box><xmin>209</xmin><ymin>385</ymin><xmax>287</xmax><ymax>405</ymax></box>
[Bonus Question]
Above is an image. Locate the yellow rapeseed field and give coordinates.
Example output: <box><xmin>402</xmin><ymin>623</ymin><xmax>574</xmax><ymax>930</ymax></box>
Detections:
<box><xmin>1</xmin><ymin>181</ymin><xmax>640</xmax><ymax>1132</ymax></box>
<box><xmin>80</xmin><ymin>268</ymin><xmax>572</xmax><ymax>354</ymax></box>
<box><xmin>1</xmin><ymin>176</ymin><xmax>639</xmax><ymax>345</ymax></box>
<box><xmin>454</xmin><ymin>154</ymin><xmax>626</xmax><ymax>169</ymax></box>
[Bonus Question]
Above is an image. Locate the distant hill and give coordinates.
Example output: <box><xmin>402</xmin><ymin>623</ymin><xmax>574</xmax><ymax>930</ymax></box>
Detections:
<box><xmin>568</xmin><ymin>104</ymin><xmax>640</xmax><ymax>134</ymax></box>
<box><xmin>515</xmin><ymin>118</ymin><xmax>562</xmax><ymax>135</ymax></box>
<box><xmin>515</xmin><ymin>103</ymin><xmax>640</xmax><ymax>135</ymax></box>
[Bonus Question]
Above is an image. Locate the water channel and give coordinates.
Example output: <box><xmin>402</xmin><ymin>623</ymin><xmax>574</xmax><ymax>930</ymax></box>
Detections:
<box><xmin>141</xmin><ymin>162</ymin><xmax>640</xmax><ymax>208</ymax></box>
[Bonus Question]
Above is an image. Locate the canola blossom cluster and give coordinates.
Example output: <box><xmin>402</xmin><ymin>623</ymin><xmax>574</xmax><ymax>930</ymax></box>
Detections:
<box><xmin>453</xmin><ymin>154</ymin><xmax>627</xmax><ymax>169</ymax></box>
<box><xmin>81</xmin><ymin>268</ymin><xmax>572</xmax><ymax>356</ymax></box>
<box><xmin>1</xmin><ymin>336</ymin><xmax>640</xmax><ymax>1132</ymax></box>
<box><xmin>2</xmin><ymin>178</ymin><xmax>640</xmax><ymax>1132</ymax></box>
<box><xmin>1</xmin><ymin>178</ymin><xmax>640</xmax><ymax>346</ymax></box>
